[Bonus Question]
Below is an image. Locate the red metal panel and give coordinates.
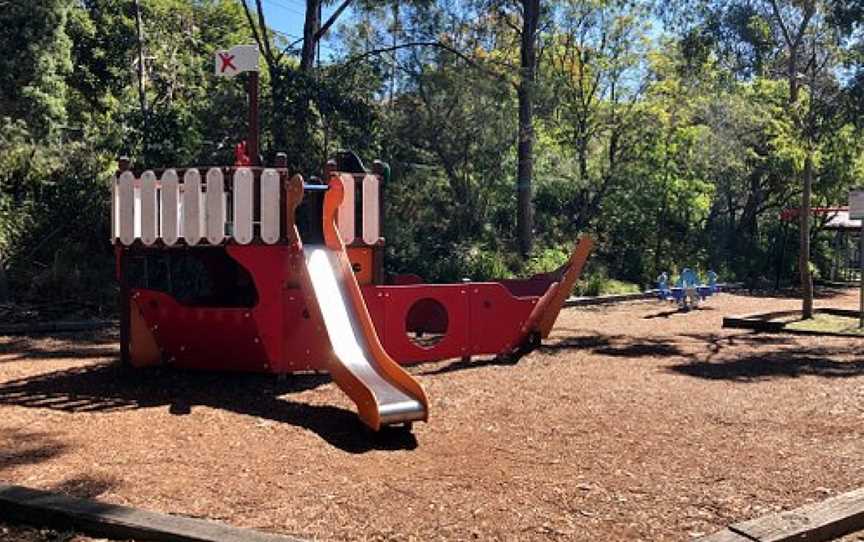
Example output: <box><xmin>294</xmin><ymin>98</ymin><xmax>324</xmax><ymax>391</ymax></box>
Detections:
<box><xmin>390</xmin><ymin>274</ymin><xmax>424</xmax><ymax>285</ymax></box>
<box><xmin>280</xmin><ymin>288</ymin><xmax>332</xmax><ymax>372</ymax></box>
<box><xmin>230</xmin><ymin>245</ymin><xmax>338</xmax><ymax>373</ymax></box>
<box><xmin>467</xmin><ymin>283</ymin><xmax>537</xmax><ymax>356</ymax></box>
<box><xmin>129</xmin><ymin>243</ymin><xmax>552</xmax><ymax>372</ymax></box>
<box><xmin>360</xmin><ymin>285</ymin><xmax>387</xmax><ymax>341</ymax></box>
<box><xmin>376</xmin><ymin>284</ymin><xmax>470</xmax><ymax>364</ymax></box>
<box><xmin>227</xmin><ymin>245</ymin><xmax>287</xmax><ymax>370</ymax></box>
<box><xmin>499</xmin><ymin>273</ymin><xmax>558</xmax><ymax>297</ymax></box>
<box><xmin>133</xmin><ymin>289</ymin><xmax>270</xmax><ymax>371</ymax></box>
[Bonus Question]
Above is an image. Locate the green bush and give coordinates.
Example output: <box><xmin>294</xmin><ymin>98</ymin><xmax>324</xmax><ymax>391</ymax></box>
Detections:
<box><xmin>523</xmin><ymin>246</ymin><xmax>571</xmax><ymax>276</ymax></box>
<box><xmin>0</xmin><ymin>119</ymin><xmax>115</xmax><ymax>307</ymax></box>
<box><xmin>573</xmin><ymin>269</ymin><xmax>641</xmax><ymax>297</ymax></box>
<box><xmin>461</xmin><ymin>245</ymin><xmax>513</xmax><ymax>281</ymax></box>
<box><xmin>599</xmin><ymin>279</ymin><xmax>642</xmax><ymax>295</ymax></box>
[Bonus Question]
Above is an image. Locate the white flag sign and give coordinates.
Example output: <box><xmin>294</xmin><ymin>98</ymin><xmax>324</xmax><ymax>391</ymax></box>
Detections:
<box><xmin>214</xmin><ymin>45</ymin><xmax>259</xmax><ymax>77</ymax></box>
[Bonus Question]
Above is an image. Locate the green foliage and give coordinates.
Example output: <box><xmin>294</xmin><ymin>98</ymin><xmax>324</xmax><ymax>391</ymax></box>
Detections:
<box><xmin>0</xmin><ymin>0</ymin><xmax>862</xmax><ymax>309</ymax></box>
<box><xmin>0</xmin><ymin>116</ymin><xmax>115</xmax><ymax>305</ymax></box>
<box><xmin>574</xmin><ymin>268</ymin><xmax>641</xmax><ymax>297</ymax></box>
<box><xmin>0</xmin><ymin>0</ymin><xmax>72</xmax><ymax>138</ymax></box>
<box><xmin>461</xmin><ymin>246</ymin><xmax>514</xmax><ymax>281</ymax></box>
<box><xmin>523</xmin><ymin>246</ymin><xmax>571</xmax><ymax>276</ymax></box>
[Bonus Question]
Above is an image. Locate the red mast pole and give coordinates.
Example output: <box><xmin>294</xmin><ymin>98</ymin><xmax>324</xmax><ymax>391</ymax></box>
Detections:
<box><xmin>248</xmin><ymin>71</ymin><xmax>260</xmax><ymax>166</ymax></box>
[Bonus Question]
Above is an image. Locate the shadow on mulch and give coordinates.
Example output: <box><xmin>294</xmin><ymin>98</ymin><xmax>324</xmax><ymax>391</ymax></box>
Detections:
<box><xmin>728</xmin><ymin>287</ymin><xmax>850</xmax><ymax>300</ymax></box>
<box><xmin>0</xmin><ymin>330</ymin><xmax>118</xmax><ymax>363</ymax></box>
<box><xmin>0</xmin><ymin>363</ymin><xmax>416</xmax><ymax>454</ymax></box>
<box><xmin>642</xmin><ymin>306</ymin><xmax>716</xmax><ymax>320</ymax></box>
<box><xmin>0</xmin><ymin>429</ymin><xmax>70</xmax><ymax>475</ymax></box>
<box><xmin>538</xmin><ymin>333</ymin><xmax>686</xmax><ymax>358</ymax></box>
<box><xmin>419</xmin><ymin>355</ymin><xmax>517</xmax><ymax>376</ymax></box>
<box><xmin>418</xmin><ymin>333</ymin><xmax>682</xmax><ymax>374</ymax></box>
<box><xmin>1</xmin><ymin>347</ymin><xmax>119</xmax><ymax>362</ymax></box>
<box><xmin>726</xmin><ymin>310</ymin><xmax>801</xmax><ymax>322</ymax></box>
<box><xmin>669</xmin><ymin>346</ymin><xmax>864</xmax><ymax>381</ymax></box>
<box><xmin>678</xmin><ymin>331</ymin><xmax>796</xmax><ymax>353</ymax></box>
<box><xmin>48</xmin><ymin>474</ymin><xmax>118</xmax><ymax>500</ymax></box>
<box><xmin>0</xmin><ymin>521</ymin><xmax>80</xmax><ymax>542</ymax></box>
<box><xmin>542</xmin><ymin>327</ymin><xmax>864</xmax><ymax>382</ymax></box>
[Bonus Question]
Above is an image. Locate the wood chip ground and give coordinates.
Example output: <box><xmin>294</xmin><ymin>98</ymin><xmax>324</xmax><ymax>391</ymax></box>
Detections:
<box><xmin>1</xmin><ymin>290</ymin><xmax>863</xmax><ymax>541</ymax></box>
<box><xmin>0</xmin><ymin>521</ymin><xmax>107</xmax><ymax>541</ymax></box>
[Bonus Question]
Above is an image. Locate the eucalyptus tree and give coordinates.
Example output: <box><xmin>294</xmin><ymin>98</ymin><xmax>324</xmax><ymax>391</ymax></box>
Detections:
<box><xmin>672</xmin><ymin>0</ymin><xmax>858</xmax><ymax>311</ymax></box>
<box><xmin>241</xmin><ymin>0</ymin><xmax>416</xmax><ymax>171</ymax></box>
<box><xmin>0</xmin><ymin>0</ymin><xmax>72</xmax><ymax>139</ymax></box>
<box><xmin>0</xmin><ymin>0</ymin><xmax>72</xmax><ymax>301</ymax></box>
<box><xmin>543</xmin><ymin>0</ymin><xmax>652</xmax><ymax>233</ymax></box>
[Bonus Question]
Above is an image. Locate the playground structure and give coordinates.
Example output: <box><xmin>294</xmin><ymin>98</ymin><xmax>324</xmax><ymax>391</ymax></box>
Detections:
<box><xmin>656</xmin><ymin>269</ymin><xmax>719</xmax><ymax>309</ymax></box>
<box><xmin>110</xmin><ymin>155</ymin><xmax>593</xmax><ymax>431</ymax></box>
<box><xmin>779</xmin><ymin>207</ymin><xmax>862</xmax><ymax>283</ymax></box>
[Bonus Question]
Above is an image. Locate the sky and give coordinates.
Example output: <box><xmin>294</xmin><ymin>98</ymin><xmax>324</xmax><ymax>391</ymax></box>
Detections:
<box><xmin>259</xmin><ymin>0</ymin><xmax>343</xmax><ymax>58</ymax></box>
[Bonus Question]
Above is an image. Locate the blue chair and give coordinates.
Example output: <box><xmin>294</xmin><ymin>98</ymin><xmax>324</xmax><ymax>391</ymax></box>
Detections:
<box><xmin>677</xmin><ymin>268</ymin><xmax>701</xmax><ymax>308</ymax></box>
<box><xmin>656</xmin><ymin>272</ymin><xmax>673</xmax><ymax>301</ymax></box>
<box><xmin>706</xmin><ymin>270</ymin><xmax>719</xmax><ymax>294</ymax></box>
<box><xmin>660</xmin><ymin>269</ymin><xmax>721</xmax><ymax>308</ymax></box>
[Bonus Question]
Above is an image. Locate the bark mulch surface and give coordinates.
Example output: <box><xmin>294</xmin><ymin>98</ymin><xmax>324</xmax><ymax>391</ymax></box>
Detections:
<box><xmin>1</xmin><ymin>290</ymin><xmax>863</xmax><ymax>541</ymax></box>
<box><xmin>0</xmin><ymin>521</ymin><xmax>105</xmax><ymax>541</ymax></box>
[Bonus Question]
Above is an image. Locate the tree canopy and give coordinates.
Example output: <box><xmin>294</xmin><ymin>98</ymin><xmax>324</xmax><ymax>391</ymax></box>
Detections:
<box><xmin>0</xmin><ymin>0</ymin><xmax>861</xmax><ymax>306</ymax></box>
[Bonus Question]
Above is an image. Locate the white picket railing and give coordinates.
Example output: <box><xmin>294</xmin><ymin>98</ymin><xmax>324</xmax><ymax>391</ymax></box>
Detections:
<box><xmin>112</xmin><ymin>167</ymin><xmax>274</xmax><ymax>247</ymax></box>
<box><xmin>337</xmin><ymin>173</ymin><xmax>381</xmax><ymax>246</ymax></box>
<box><xmin>111</xmin><ymin>167</ymin><xmax>383</xmax><ymax>247</ymax></box>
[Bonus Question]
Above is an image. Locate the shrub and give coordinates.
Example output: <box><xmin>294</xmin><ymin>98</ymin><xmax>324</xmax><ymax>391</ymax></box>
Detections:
<box><xmin>461</xmin><ymin>245</ymin><xmax>513</xmax><ymax>281</ymax></box>
<box><xmin>573</xmin><ymin>268</ymin><xmax>641</xmax><ymax>297</ymax></box>
<box><xmin>523</xmin><ymin>246</ymin><xmax>571</xmax><ymax>276</ymax></box>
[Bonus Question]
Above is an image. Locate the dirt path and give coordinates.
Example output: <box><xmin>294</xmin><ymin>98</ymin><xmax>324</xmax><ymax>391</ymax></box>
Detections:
<box><xmin>1</xmin><ymin>290</ymin><xmax>863</xmax><ymax>541</ymax></box>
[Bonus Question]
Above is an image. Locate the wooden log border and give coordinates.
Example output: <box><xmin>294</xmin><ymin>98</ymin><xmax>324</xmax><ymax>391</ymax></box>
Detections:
<box><xmin>0</xmin><ymin>484</ymin><xmax>306</xmax><ymax>542</ymax></box>
<box><xmin>723</xmin><ymin>307</ymin><xmax>864</xmax><ymax>338</ymax></box>
<box><xmin>700</xmin><ymin>487</ymin><xmax>864</xmax><ymax>542</ymax></box>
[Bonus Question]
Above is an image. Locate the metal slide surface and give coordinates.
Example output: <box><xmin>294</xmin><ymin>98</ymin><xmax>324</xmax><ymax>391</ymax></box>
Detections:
<box><xmin>303</xmin><ymin>245</ymin><xmax>426</xmax><ymax>426</ymax></box>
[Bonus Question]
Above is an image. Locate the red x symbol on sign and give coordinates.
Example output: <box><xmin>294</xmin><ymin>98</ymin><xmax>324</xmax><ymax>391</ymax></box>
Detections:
<box><xmin>218</xmin><ymin>52</ymin><xmax>236</xmax><ymax>73</ymax></box>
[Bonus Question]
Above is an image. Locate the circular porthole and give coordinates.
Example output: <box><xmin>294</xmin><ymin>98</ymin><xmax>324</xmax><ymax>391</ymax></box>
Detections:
<box><xmin>405</xmin><ymin>298</ymin><xmax>449</xmax><ymax>349</ymax></box>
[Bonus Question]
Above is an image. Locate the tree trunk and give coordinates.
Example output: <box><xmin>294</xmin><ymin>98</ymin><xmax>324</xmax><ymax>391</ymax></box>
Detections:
<box><xmin>800</xmin><ymin>152</ymin><xmax>814</xmax><ymax>318</ymax></box>
<box><xmin>270</xmin><ymin>69</ymin><xmax>290</xmax><ymax>153</ymax></box>
<box><xmin>133</xmin><ymin>0</ymin><xmax>147</xmax><ymax>134</ymax></box>
<box><xmin>300</xmin><ymin>0</ymin><xmax>321</xmax><ymax>72</ymax></box>
<box><xmin>517</xmin><ymin>0</ymin><xmax>540</xmax><ymax>258</ymax></box>
<box><xmin>790</xmin><ymin>50</ymin><xmax>815</xmax><ymax>318</ymax></box>
<box><xmin>0</xmin><ymin>253</ymin><xmax>8</xmax><ymax>303</ymax></box>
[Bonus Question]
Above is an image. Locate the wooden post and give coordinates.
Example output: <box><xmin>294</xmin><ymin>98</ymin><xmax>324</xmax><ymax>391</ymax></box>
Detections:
<box><xmin>248</xmin><ymin>72</ymin><xmax>260</xmax><ymax>166</ymax></box>
<box><xmin>276</xmin><ymin>152</ymin><xmax>288</xmax><ymax>239</ymax></box>
<box><xmin>372</xmin><ymin>160</ymin><xmax>388</xmax><ymax>285</ymax></box>
<box><xmin>858</xmin><ymin>224</ymin><xmax>864</xmax><ymax>329</ymax></box>
<box><xmin>850</xmin><ymin>190</ymin><xmax>864</xmax><ymax>326</ymax></box>
<box><xmin>0</xmin><ymin>251</ymin><xmax>8</xmax><ymax>303</ymax></box>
